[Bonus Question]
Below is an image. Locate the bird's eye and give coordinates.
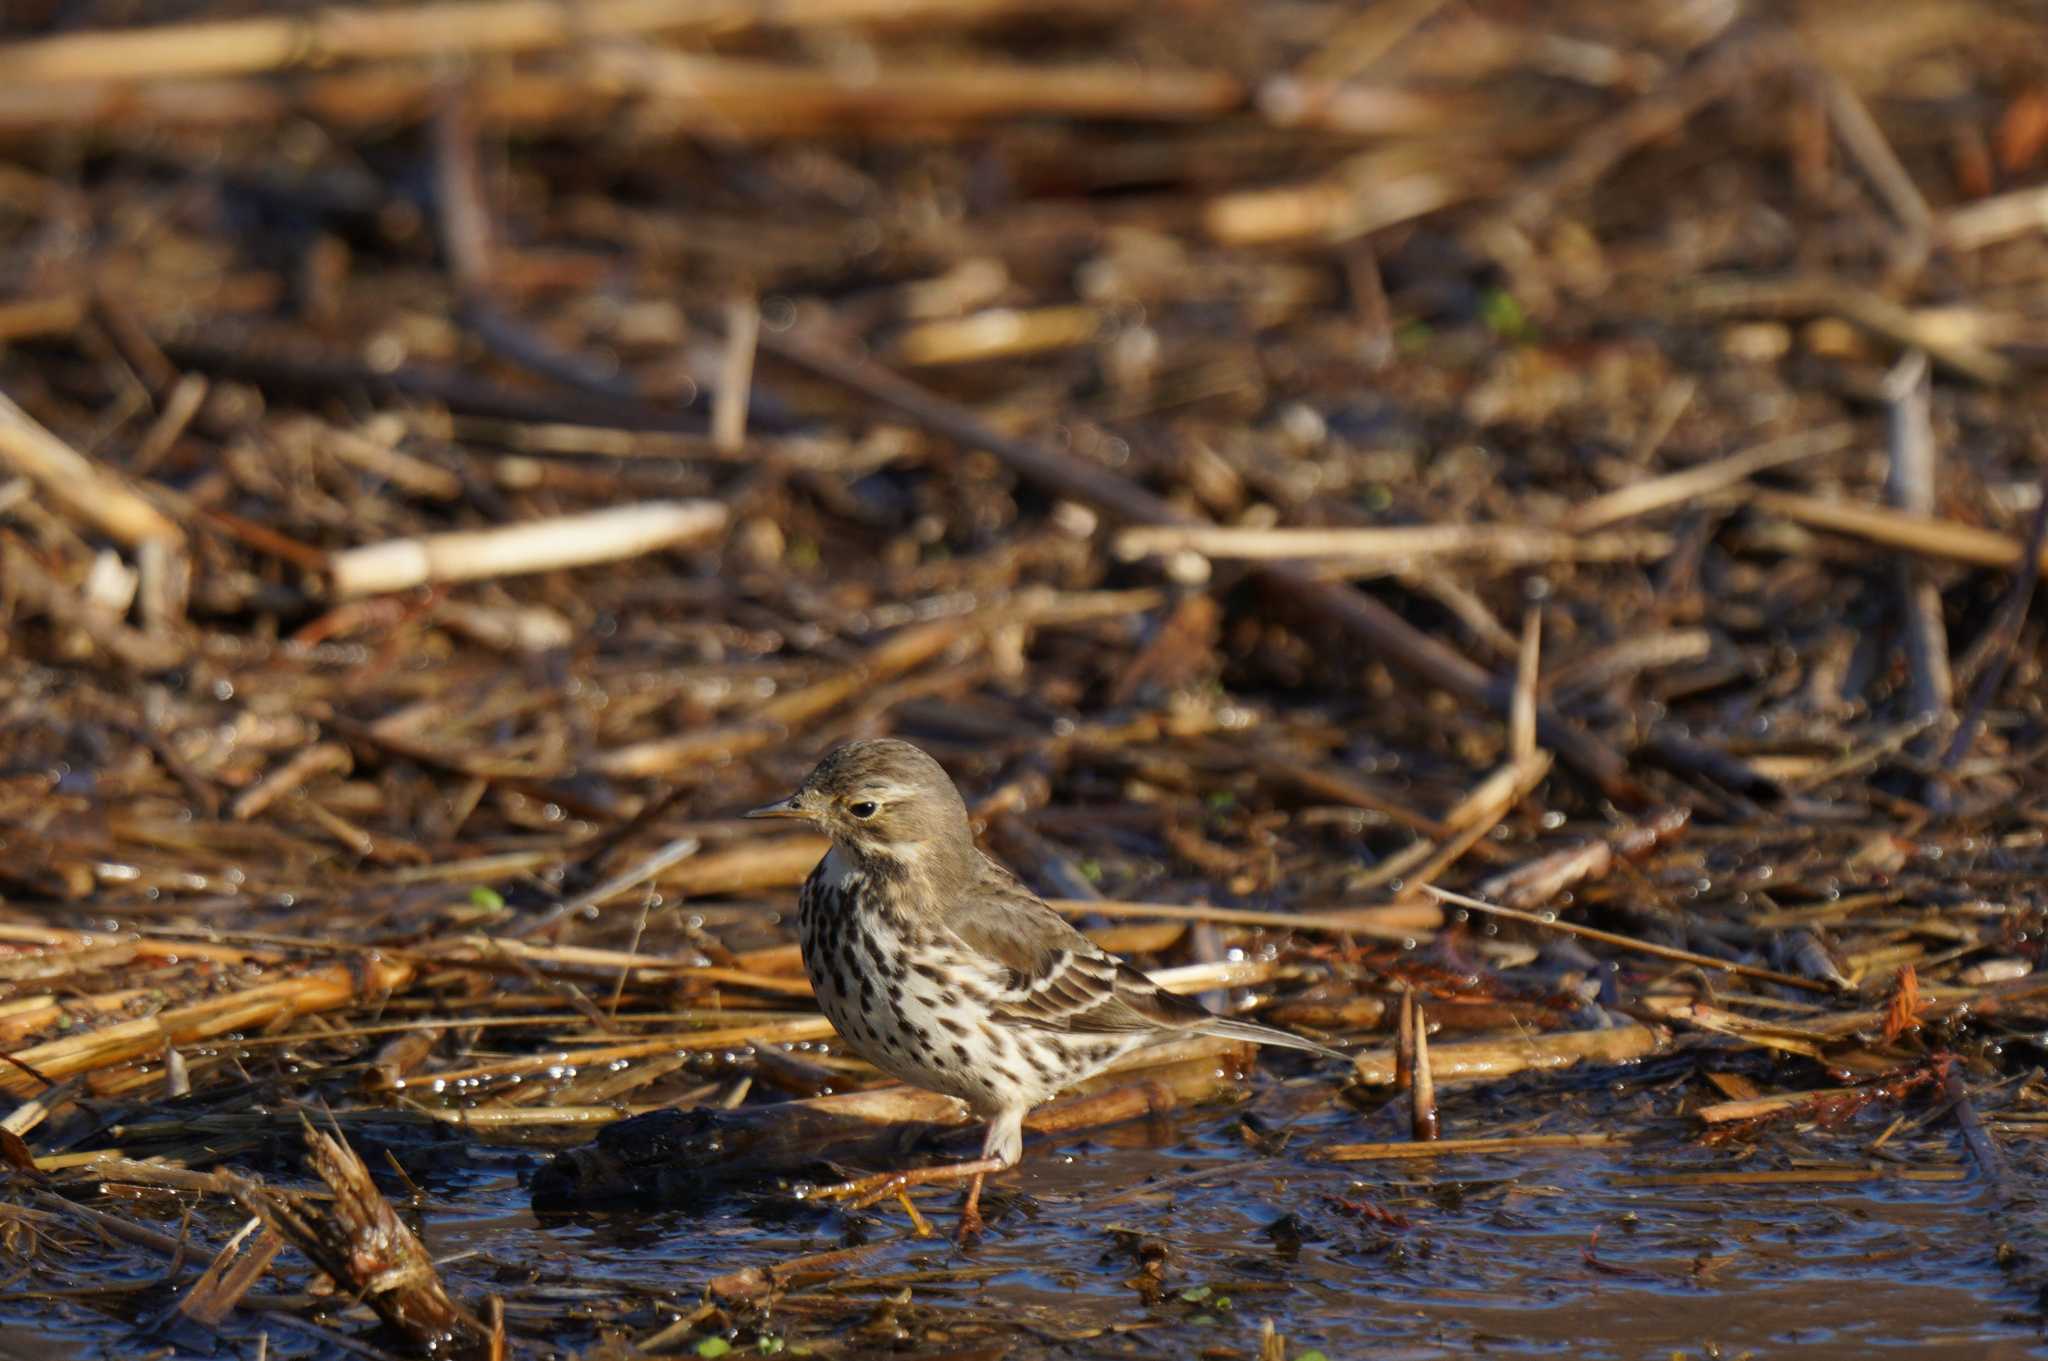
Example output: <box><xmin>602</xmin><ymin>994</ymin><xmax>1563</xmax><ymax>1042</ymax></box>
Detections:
<box><xmin>848</xmin><ymin>800</ymin><xmax>878</xmax><ymax>819</ymax></box>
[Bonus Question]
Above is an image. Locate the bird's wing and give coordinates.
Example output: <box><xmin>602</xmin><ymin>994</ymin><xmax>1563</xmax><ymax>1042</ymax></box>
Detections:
<box><xmin>940</xmin><ymin>854</ymin><xmax>1215</xmax><ymax>1036</ymax></box>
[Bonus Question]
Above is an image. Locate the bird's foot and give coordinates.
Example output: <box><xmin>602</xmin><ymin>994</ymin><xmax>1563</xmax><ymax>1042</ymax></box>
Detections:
<box><xmin>810</xmin><ymin>1155</ymin><xmax>1007</xmax><ymax>1212</ymax></box>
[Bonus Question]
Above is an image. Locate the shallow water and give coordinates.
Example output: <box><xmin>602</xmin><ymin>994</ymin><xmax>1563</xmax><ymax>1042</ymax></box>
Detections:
<box><xmin>442</xmin><ymin>1076</ymin><xmax>2044</xmax><ymax>1358</ymax></box>
<box><xmin>10</xmin><ymin>1061</ymin><xmax>2045</xmax><ymax>1359</ymax></box>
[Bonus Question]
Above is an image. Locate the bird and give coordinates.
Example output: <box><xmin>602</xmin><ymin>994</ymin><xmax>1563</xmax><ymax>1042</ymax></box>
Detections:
<box><xmin>745</xmin><ymin>737</ymin><xmax>1349</xmax><ymax>1237</ymax></box>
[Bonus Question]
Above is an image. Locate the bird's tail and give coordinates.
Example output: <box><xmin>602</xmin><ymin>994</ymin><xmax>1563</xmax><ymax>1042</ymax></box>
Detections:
<box><xmin>1196</xmin><ymin>1017</ymin><xmax>1353</xmax><ymax>1064</ymax></box>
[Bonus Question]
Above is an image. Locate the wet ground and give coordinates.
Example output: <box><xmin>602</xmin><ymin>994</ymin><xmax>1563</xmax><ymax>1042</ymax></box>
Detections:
<box><xmin>12</xmin><ymin>1056</ymin><xmax>2041</xmax><ymax>1360</ymax></box>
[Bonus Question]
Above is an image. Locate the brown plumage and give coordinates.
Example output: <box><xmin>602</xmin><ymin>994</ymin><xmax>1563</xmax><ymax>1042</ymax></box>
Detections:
<box><xmin>746</xmin><ymin>737</ymin><xmax>1346</xmax><ymax>1235</ymax></box>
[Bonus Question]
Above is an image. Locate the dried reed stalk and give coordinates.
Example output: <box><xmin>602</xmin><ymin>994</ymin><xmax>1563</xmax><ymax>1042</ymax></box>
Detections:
<box><xmin>328</xmin><ymin>500</ymin><xmax>727</xmax><ymax>597</ymax></box>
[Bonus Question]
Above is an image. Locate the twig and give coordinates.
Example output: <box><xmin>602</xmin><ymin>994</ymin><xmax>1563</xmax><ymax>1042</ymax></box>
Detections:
<box><xmin>1678</xmin><ymin>276</ymin><xmax>2012</xmax><ymax>384</ymax></box>
<box><xmin>1564</xmin><ymin>424</ymin><xmax>1853</xmax><ymax>532</ymax></box>
<box><xmin>1047</xmin><ymin>896</ymin><xmax>1440</xmax><ymax>942</ymax></box>
<box><xmin>1941</xmin><ymin>182</ymin><xmax>2048</xmax><ymax>251</ymax></box>
<box><xmin>1882</xmin><ymin>350</ymin><xmax>1954</xmax><ymax>762</ymax></box>
<box><xmin>1112</xmin><ymin>522</ymin><xmax>1672</xmax><ymax>566</ymax></box>
<box><xmin>1421</xmin><ymin>885</ymin><xmax>1836</xmax><ymax>993</ymax></box>
<box><xmin>0</xmin><ymin>390</ymin><xmax>183</xmax><ymax>546</ymax></box>
<box><xmin>1319</xmin><ymin>1132</ymin><xmax>1624</xmax><ymax>1161</ymax></box>
<box><xmin>508</xmin><ymin>836</ymin><xmax>702</xmax><ymax>940</ymax></box>
<box><xmin>1816</xmin><ymin>64</ymin><xmax>1932</xmax><ymax>275</ymax></box>
<box><xmin>1752</xmin><ymin>491</ymin><xmax>2048</xmax><ymax>576</ymax></box>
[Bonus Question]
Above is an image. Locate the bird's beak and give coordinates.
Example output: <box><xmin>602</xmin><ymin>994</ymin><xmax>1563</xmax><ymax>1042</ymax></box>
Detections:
<box><xmin>743</xmin><ymin>792</ymin><xmax>807</xmax><ymax>821</ymax></box>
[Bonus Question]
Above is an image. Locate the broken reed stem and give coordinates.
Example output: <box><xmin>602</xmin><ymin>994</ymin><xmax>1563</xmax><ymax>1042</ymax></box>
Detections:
<box><xmin>593</xmin><ymin>614</ymin><xmax>974</xmax><ymax>777</ymax></box>
<box><xmin>1612</xmin><ymin>1168</ymin><xmax>1964</xmax><ymax>1187</ymax></box>
<box><xmin>0</xmin><ymin>52</ymin><xmax>1244</xmax><ymax>137</ymax></box>
<box><xmin>507</xmin><ymin>835</ymin><xmax>702</xmax><ymax>940</ymax></box>
<box><xmin>1818</xmin><ymin>64</ymin><xmax>1933</xmax><ymax>272</ymax></box>
<box><xmin>1422</xmin><ymin>885</ymin><xmax>1837</xmax><ymax>993</ymax></box>
<box><xmin>1752</xmin><ymin>490</ymin><xmax>2048</xmax><ymax>575</ymax></box>
<box><xmin>1398</xmin><ymin>751</ymin><xmax>1552</xmax><ymax>896</ymax></box>
<box><xmin>327</xmin><ymin>500</ymin><xmax>727</xmax><ymax>597</ymax></box>
<box><xmin>229</xmin><ymin>1120</ymin><xmax>490</xmax><ymax>1350</ymax></box>
<box><xmin>1883</xmin><ymin>349</ymin><xmax>1954</xmax><ymax>763</ymax></box>
<box><xmin>1942</xmin><ymin>465</ymin><xmax>2048</xmax><ymax>775</ymax></box>
<box><xmin>714</xmin><ymin>297</ymin><xmax>760</xmax><ymax>453</ymax></box>
<box><xmin>0</xmin><ymin>390</ymin><xmax>184</xmax><ymax>546</ymax></box>
<box><xmin>1049</xmin><ymin>896</ymin><xmax>1441</xmax><ymax>943</ymax></box>
<box><xmin>1564</xmin><ymin>424</ymin><xmax>1853</xmax><ymax>532</ymax></box>
<box><xmin>1348</xmin><ymin>1023</ymin><xmax>1666</xmax><ymax>1087</ymax></box>
<box><xmin>1511</xmin><ymin>607</ymin><xmax>1541</xmax><ymax>766</ymax></box>
<box><xmin>1410</xmin><ymin>998</ymin><xmax>1438</xmax><ymax>1141</ymax></box>
<box><xmin>1112</xmin><ymin>522</ymin><xmax>1672</xmax><ymax>566</ymax></box>
<box><xmin>0</xmin><ymin>955</ymin><xmax>417</xmax><ymax>1097</ymax></box>
<box><xmin>1943</xmin><ymin>1063</ymin><xmax>2009</xmax><ymax>1193</ymax></box>
<box><xmin>0</xmin><ymin>0</ymin><xmax>1128</xmax><ymax>84</ymax></box>
<box><xmin>1394</xmin><ymin>988</ymin><xmax>1415</xmax><ymax>1090</ymax></box>
<box><xmin>1679</xmin><ymin>276</ymin><xmax>2012</xmax><ymax>383</ymax></box>
<box><xmin>1320</xmin><ymin>1132</ymin><xmax>1624</xmax><ymax>1161</ymax></box>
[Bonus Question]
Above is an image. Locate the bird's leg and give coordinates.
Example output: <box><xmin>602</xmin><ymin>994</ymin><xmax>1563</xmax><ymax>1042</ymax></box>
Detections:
<box><xmin>954</xmin><ymin>1108</ymin><xmax>1025</xmax><ymax>1242</ymax></box>
<box><xmin>956</xmin><ymin>1170</ymin><xmax>988</xmax><ymax>1242</ymax></box>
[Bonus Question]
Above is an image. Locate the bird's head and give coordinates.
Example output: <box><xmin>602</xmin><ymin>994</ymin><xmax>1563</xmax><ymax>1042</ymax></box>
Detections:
<box><xmin>745</xmin><ymin>738</ymin><xmax>972</xmax><ymax>866</ymax></box>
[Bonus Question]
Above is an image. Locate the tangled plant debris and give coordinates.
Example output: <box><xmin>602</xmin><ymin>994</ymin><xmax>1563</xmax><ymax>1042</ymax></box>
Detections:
<box><xmin>3</xmin><ymin>1</ymin><xmax>2048</xmax><ymax>1356</ymax></box>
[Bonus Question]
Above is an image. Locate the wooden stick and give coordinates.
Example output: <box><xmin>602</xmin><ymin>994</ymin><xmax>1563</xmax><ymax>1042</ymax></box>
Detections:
<box><xmin>326</xmin><ymin>500</ymin><xmax>726</xmax><ymax>597</ymax></box>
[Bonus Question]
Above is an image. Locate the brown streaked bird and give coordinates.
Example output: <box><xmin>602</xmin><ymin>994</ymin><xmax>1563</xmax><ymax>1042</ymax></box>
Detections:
<box><xmin>746</xmin><ymin>737</ymin><xmax>1348</xmax><ymax>1237</ymax></box>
